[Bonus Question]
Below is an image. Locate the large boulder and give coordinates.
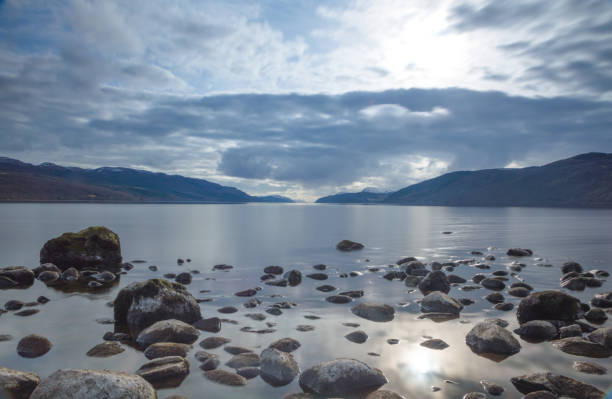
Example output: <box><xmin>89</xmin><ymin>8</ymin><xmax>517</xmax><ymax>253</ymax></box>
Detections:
<box><xmin>516</xmin><ymin>291</ymin><xmax>581</xmax><ymax>324</ymax></box>
<box><xmin>29</xmin><ymin>369</ymin><xmax>156</xmax><ymax>399</ymax></box>
<box><xmin>299</xmin><ymin>358</ymin><xmax>387</xmax><ymax>396</ymax></box>
<box><xmin>418</xmin><ymin>271</ymin><xmax>450</xmax><ymax>295</ymax></box>
<box><xmin>510</xmin><ymin>372</ymin><xmax>604</xmax><ymax>399</ymax></box>
<box><xmin>0</xmin><ymin>267</ymin><xmax>35</xmax><ymax>287</ymax></box>
<box><xmin>0</xmin><ymin>367</ymin><xmax>40</xmax><ymax>399</ymax></box>
<box><xmin>40</xmin><ymin>226</ymin><xmax>122</xmax><ymax>270</ymax></box>
<box><xmin>420</xmin><ymin>291</ymin><xmax>463</xmax><ymax>314</ymax></box>
<box><xmin>260</xmin><ymin>348</ymin><xmax>299</xmax><ymax>386</ymax></box>
<box><xmin>114</xmin><ymin>279</ymin><xmax>201</xmax><ymax>337</ymax></box>
<box><xmin>136</xmin><ymin>319</ymin><xmax>199</xmax><ymax>347</ymax></box>
<box><xmin>465</xmin><ymin>322</ymin><xmax>521</xmax><ymax>358</ymax></box>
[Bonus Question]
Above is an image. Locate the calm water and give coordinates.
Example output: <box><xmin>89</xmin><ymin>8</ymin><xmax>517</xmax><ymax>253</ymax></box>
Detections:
<box><xmin>0</xmin><ymin>203</ymin><xmax>611</xmax><ymax>399</ymax></box>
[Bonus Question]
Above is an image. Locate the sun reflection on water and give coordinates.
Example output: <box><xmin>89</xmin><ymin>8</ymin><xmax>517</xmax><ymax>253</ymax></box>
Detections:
<box><xmin>399</xmin><ymin>346</ymin><xmax>441</xmax><ymax>379</ymax></box>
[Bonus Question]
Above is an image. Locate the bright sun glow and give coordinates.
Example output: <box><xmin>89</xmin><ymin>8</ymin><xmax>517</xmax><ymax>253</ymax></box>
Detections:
<box><xmin>403</xmin><ymin>347</ymin><xmax>440</xmax><ymax>377</ymax></box>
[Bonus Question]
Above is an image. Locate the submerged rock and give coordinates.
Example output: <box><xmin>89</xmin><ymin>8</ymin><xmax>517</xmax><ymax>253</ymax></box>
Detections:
<box><xmin>136</xmin><ymin>319</ymin><xmax>199</xmax><ymax>347</ymax></box>
<box><xmin>144</xmin><ymin>342</ymin><xmax>191</xmax><ymax>359</ymax></box>
<box><xmin>17</xmin><ymin>335</ymin><xmax>52</xmax><ymax>358</ymax></box>
<box><xmin>465</xmin><ymin>322</ymin><xmax>521</xmax><ymax>358</ymax></box>
<box><xmin>418</xmin><ymin>271</ymin><xmax>450</xmax><ymax>295</ymax></box>
<box><xmin>29</xmin><ymin>369</ymin><xmax>155</xmax><ymax>399</ymax></box>
<box><xmin>510</xmin><ymin>372</ymin><xmax>604</xmax><ymax>399</ymax></box>
<box><xmin>0</xmin><ymin>367</ymin><xmax>40</xmax><ymax>399</ymax></box>
<box><xmin>86</xmin><ymin>342</ymin><xmax>124</xmax><ymax>357</ymax></box>
<box><xmin>204</xmin><ymin>370</ymin><xmax>247</xmax><ymax>386</ymax></box>
<box><xmin>573</xmin><ymin>361</ymin><xmax>607</xmax><ymax>375</ymax></box>
<box><xmin>514</xmin><ymin>321</ymin><xmax>558</xmax><ymax>342</ymax></box>
<box><xmin>552</xmin><ymin>337</ymin><xmax>610</xmax><ymax>358</ymax></box>
<box><xmin>226</xmin><ymin>352</ymin><xmax>260</xmax><ymax>369</ymax></box>
<box><xmin>299</xmin><ymin>358</ymin><xmax>387</xmax><ymax>396</ymax></box>
<box><xmin>260</xmin><ymin>348</ymin><xmax>299</xmax><ymax>386</ymax></box>
<box><xmin>136</xmin><ymin>356</ymin><xmax>189</xmax><ymax>388</ymax></box>
<box><xmin>39</xmin><ymin>226</ymin><xmax>122</xmax><ymax>270</ymax></box>
<box><xmin>113</xmin><ymin>278</ymin><xmax>201</xmax><ymax>338</ymax></box>
<box><xmin>269</xmin><ymin>337</ymin><xmax>301</xmax><ymax>353</ymax></box>
<box><xmin>336</xmin><ymin>240</ymin><xmax>364</xmax><ymax>251</ymax></box>
<box><xmin>516</xmin><ymin>291</ymin><xmax>581</xmax><ymax>324</ymax></box>
<box><xmin>365</xmin><ymin>390</ymin><xmax>406</xmax><ymax>399</ymax></box>
<box><xmin>351</xmin><ymin>303</ymin><xmax>395</xmax><ymax>322</ymax></box>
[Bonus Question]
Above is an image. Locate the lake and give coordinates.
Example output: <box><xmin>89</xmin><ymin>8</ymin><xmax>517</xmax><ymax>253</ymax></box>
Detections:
<box><xmin>0</xmin><ymin>203</ymin><xmax>611</xmax><ymax>398</ymax></box>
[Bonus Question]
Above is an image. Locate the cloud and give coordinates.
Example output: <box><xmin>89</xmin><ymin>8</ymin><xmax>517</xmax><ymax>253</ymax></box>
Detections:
<box><xmin>359</xmin><ymin>104</ymin><xmax>450</xmax><ymax>121</ymax></box>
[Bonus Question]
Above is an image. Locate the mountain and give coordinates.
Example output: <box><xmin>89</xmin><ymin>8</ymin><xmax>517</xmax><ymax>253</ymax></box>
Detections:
<box><xmin>0</xmin><ymin>157</ymin><xmax>293</xmax><ymax>203</ymax></box>
<box><xmin>316</xmin><ymin>153</ymin><xmax>612</xmax><ymax>208</ymax></box>
<box><xmin>316</xmin><ymin>189</ymin><xmax>389</xmax><ymax>203</ymax></box>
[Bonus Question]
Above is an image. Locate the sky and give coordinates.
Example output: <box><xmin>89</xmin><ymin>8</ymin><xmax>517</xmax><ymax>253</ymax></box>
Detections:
<box><xmin>1</xmin><ymin>0</ymin><xmax>611</xmax><ymax>201</ymax></box>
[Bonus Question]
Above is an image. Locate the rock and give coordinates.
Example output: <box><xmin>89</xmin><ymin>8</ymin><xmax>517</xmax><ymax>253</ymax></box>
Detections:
<box><xmin>17</xmin><ymin>335</ymin><xmax>52</xmax><ymax>358</ymax></box>
<box><xmin>316</xmin><ymin>285</ymin><xmax>336</xmax><ymax>292</ymax></box>
<box><xmin>224</xmin><ymin>346</ymin><xmax>253</xmax><ymax>355</ymax></box>
<box><xmin>269</xmin><ymin>338</ymin><xmax>301</xmax><ymax>353</ymax></box>
<box><xmin>174</xmin><ymin>273</ymin><xmax>191</xmax><ymax>285</ymax></box>
<box><xmin>387</xmin><ymin>338</ymin><xmax>399</xmax><ymax>344</ymax></box>
<box><xmin>306</xmin><ymin>273</ymin><xmax>328</xmax><ymax>280</ymax></box>
<box><xmin>510</xmin><ymin>372</ymin><xmax>604</xmax><ymax>399</ymax></box>
<box><xmin>465</xmin><ymin>321</ymin><xmax>521</xmax><ymax>357</ymax></box>
<box><xmin>37</xmin><ymin>271</ymin><xmax>60</xmax><ymax>284</ymax></box>
<box><xmin>32</xmin><ymin>263</ymin><xmax>61</xmax><ymax>277</ymax></box>
<box><xmin>484</xmin><ymin>318</ymin><xmax>509</xmax><ymax>328</ymax></box>
<box><xmin>0</xmin><ymin>367</ymin><xmax>40</xmax><ymax>399</ymax></box>
<box><xmin>299</xmin><ymin>358</ymin><xmax>387</xmax><ymax>396</ymax></box>
<box><xmin>494</xmin><ymin>302</ymin><xmax>514</xmax><ymax>311</ymax></box>
<box><xmin>351</xmin><ymin>303</ymin><xmax>395</xmax><ymax>322</ymax></box>
<box><xmin>561</xmin><ymin>277</ymin><xmax>586</xmax><ymax>291</ymax></box>
<box><xmin>339</xmin><ymin>290</ymin><xmax>365</xmax><ymax>298</ymax></box>
<box><xmin>552</xmin><ymin>337</ymin><xmax>610</xmax><ymax>358</ymax></box>
<box><xmin>313</xmin><ymin>264</ymin><xmax>327</xmax><ymax>270</ymax></box>
<box><xmin>61</xmin><ymin>267</ymin><xmax>79</xmax><ymax>282</ymax></box>
<box><xmin>235</xmin><ymin>288</ymin><xmax>257</xmax><ymax>297</ymax></box>
<box><xmin>480</xmin><ymin>380</ymin><xmax>504</xmax><ymax>395</ymax></box>
<box><xmin>336</xmin><ymin>240</ymin><xmax>364</xmax><ymax>251</ymax></box>
<box><xmin>512</xmin><ymin>282</ymin><xmax>534</xmax><ymax>290</ymax></box>
<box><xmin>144</xmin><ymin>342</ymin><xmax>191</xmax><ymax>359</ymax></box>
<box><xmin>0</xmin><ymin>334</ymin><xmax>13</xmax><ymax>342</ymax></box>
<box><xmin>591</xmin><ymin>292</ymin><xmax>612</xmax><ymax>308</ymax></box>
<box><xmin>196</xmin><ymin>351</ymin><xmax>219</xmax><ymax>371</ymax></box>
<box><xmin>0</xmin><ymin>266</ymin><xmax>35</xmax><ymax>287</ymax></box>
<box><xmin>136</xmin><ymin>356</ymin><xmax>189</xmax><ymax>387</ymax></box>
<box><xmin>586</xmin><ymin>327</ymin><xmax>612</xmax><ymax>349</ymax></box>
<box><xmin>29</xmin><ymin>369</ymin><xmax>155</xmax><ymax>399</ymax></box>
<box><xmin>462</xmin><ymin>393</ymin><xmax>487</xmax><ymax>399</ymax></box>
<box><xmin>192</xmin><ymin>317</ymin><xmax>221</xmax><ymax>333</ymax></box>
<box><xmin>481</xmin><ymin>278</ymin><xmax>505</xmax><ymax>291</ymax></box>
<box><xmin>264</xmin><ymin>266</ymin><xmax>284</xmax><ymax>275</ymax></box>
<box><xmin>559</xmin><ymin>324</ymin><xmax>583</xmax><ymax>338</ymax></box>
<box><xmin>507</xmin><ymin>248</ymin><xmax>533</xmax><ymax>257</ymax></box>
<box><xmin>148</xmin><ymin>266</ymin><xmax>158</xmax><ymax>272</ymax></box>
<box><xmin>345</xmin><ymin>330</ymin><xmax>368</xmax><ymax>344</ymax></box>
<box><xmin>259</xmin><ymin>348</ymin><xmax>299</xmax><ymax>386</ymax></box>
<box><xmin>459</xmin><ymin>298</ymin><xmax>475</xmax><ymax>305</ymax></box>
<box><xmin>514</xmin><ymin>321</ymin><xmax>558</xmax><ymax>342</ymax></box>
<box><xmin>243</xmin><ymin>298</ymin><xmax>261</xmax><ymax>308</ymax></box>
<box><xmin>326</xmin><ymin>295</ymin><xmax>353</xmax><ymax>304</ymax></box>
<box><xmin>86</xmin><ymin>341</ymin><xmax>124</xmax><ymax>357</ymax></box>
<box><xmin>284</xmin><ymin>270</ymin><xmax>302</xmax><ymax>286</ymax></box>
<box><xmin>365</xmin><ymin>390</ymin><xmax>406</xmax><ymax>399</ymax></box>
<box><xmin>573</xmin><ymin>361</ymin><xmax>607</xmax><ymax>375</ymax></box>
<box><xmin>401</xmin><ymin>261</ymin><xmax>426</xmax><ymax>275</ymax></box>
<box><xmin>420</xmin><ymin>338</ymin><xmax>449</xmax><ymax>350</ymax></box>
<box><xmin>226</xmin><ymin>352</ymin><xmax>260</xmax><ymax>369</ymax></box>
<box><xmin>265</xmin><ymin>279</ymin><xmax>288</xmax><ymax>287</ymax></box>
<box><xmin>562</xmin><ymin>261</ymin><xmax>583</xmax><ymax>274</ymax></box>
<box><xmin>236</xmin><ymin>367</ymin><xmax>259</xmax><ymax>379</ymax></box>
<box><xmin>0</xmin><ymin>276</ymin><xmax>18</xmax><ymax>288</ymax></box>
<box><xmin>420</xmin><ymin>291</ymin><xmax>463</xmax><ymax>314</ymax></box>
<box><xmin>397</xmin><ymin>257</ymin><xmax>417</xmax><ymax>265</ymax></box>
<box><xmin>485</xmin><ymin>292</ymin><xmax>505</xmax><ymax>303</ymax></box>
<box><xmin>212</xmin><ymin>264</ymin><xmax>233</xmax><ymax>271</ymax></box>
<box><xmin>522</xmin><ymin>391</ymin><xmax>558</xmax><ymax>399</ymax></box>
<box><xmin>244</xmin><ymin>313</ymin><xmax>266</xmax><ymax>321</ymax></box>
<box><xmin>509</xmin><ymin>287</ymin><xmax>531</xmax><ymax>297</ymax></box>
<box><xmin>39</xmin><ymin>226</ymin><xmax>122</xmax><ymax>270</ymax></box>
<box><xmin>585</xmin><ymin>308</ymin><xmax>607</xmax><ymax>323</ymax></box>
<box><xmin>136</xmin><ymin>319</ymin><xmax>199</xmax><ymax>347</ymax></box>
<box><xmin>473</xmin><ymin>274</ymin><xmax>486</xmax><ymax>284</ymax></box>
<box><xmin>204</xmin><ymin>370</ymin><xmax>247</xmax><ymax>386</ymax></box>
<box><xmin>447</xmin><ymin>274</ymin><xmax>467</xmax><ymax>284</ymax></box>
<box><xmin>5</xmin><ymin>300</ymin><xmax>24</xmax><ymax>311</ymax></box>
<box><xmin>113</xmin><ymin>278</ymin><xmax>201</xmax><ymax>338</ymax></box>
<box><xmin>517</xmin><ymin>291</ymin><xmax>581</xmax><ymax>324</ymax></box>
<box><xmin>403</xmin><ymin>275</ymin><xmax>422</xmax><ymax>287</ymax></box>
<box><xmin>418</xmin><ymin>271</ymin><xmax>450</xmax><ymax>295</ymax></box>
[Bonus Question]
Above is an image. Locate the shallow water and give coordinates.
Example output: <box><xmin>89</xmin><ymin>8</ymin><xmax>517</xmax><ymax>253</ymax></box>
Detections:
<box><xmin>0</xmin><ymin>203</ymin><xmax>611</xmax><ymax>398</ymax></box>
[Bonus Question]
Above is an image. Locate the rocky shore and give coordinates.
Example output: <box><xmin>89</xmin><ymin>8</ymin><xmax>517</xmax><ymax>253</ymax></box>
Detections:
<box><xmin>0</xmin><ymin>228</ymin><xmax>610</xmax><ymax>398</ymax></box>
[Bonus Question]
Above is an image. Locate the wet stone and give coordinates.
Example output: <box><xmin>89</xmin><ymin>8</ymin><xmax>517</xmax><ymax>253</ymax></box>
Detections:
<box><xmin>199</xmin><ymin>336</ymin><xmax>230</xmax><ymax>350</ymax></box>
<box><xmin>17</xmin><ymin>334</ymin><xmax>52</xmax><ymax>358</ymax></box>
<box><xmin>296</xmin><ymin>325</ymin><xmax>315</xmax><ymax>332</ymax></box>
<box><xmin>86</xmin><ymin>341</ymin><xmax>125</xmax><ymax>357</ymax></box>
<box><xmin>345</xmin><ymin>330</ymin><xmax>368</xmax><ymax>344</ymax></box>
<box><xmin>420</xmin><ymin>338</ymin><xmax>449</xmax><ymax>350</ymax></box>
<box><xmin>193</xmin><ymin>317</ymin><xmax>221</xmax><ymax>333</ymax></box>
<box><xmin>204</xmin><ymin>370</ymin><xmax>247</xmax><ymax>386</ymax></box>
<box><xmin>572</xmin><ymin>361</ymin><xmax>607</xmax><ymax>375</ymax></box>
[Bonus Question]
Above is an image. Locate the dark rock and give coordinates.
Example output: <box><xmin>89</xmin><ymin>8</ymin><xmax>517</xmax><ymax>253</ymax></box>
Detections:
<box><xmin>517</xmin><ymin>291</ymin><xmax>581</xmax><ymax>324</ymax></box>
<box><xmin>401</xmin><ymin>261</ymin><xmax>426</xmax><ymax>275</ymax></box>
<box><xmin>236</xmin><ymin>367</ymin><xmax>259</xmax><ymax>379</ymax></box>
<box><xmin>351</xmin><ymin>303</ymin><xmax>395</xmax><ymax>322</ymax></box>
<box><xmin>226</xmin><ymin>352</ymin><xmax>260</xmax><ymax>369</ymax></box>
<box><xmin>0</xmin><ymin>334</ymin><xmax>13</xmax><ymax>342</ymax></box>
<box><xmin>299</xmin><ymin>358</ymin><xmax>387</xmax><ymax>396</ymax></box>
<box><xmin>562</xmin><ymin>262</ymin><xmax>583</xmax><ymax>274</ymax></box>
<box><xmin>193</xmin><ymin>317</ymin><xmax>221</xmax><ymax>333</ymax></box>
<box><xmin>459</xmin><ymin>298</ymin><xmax>475</xmax><ymax>305</ymax></box>
<box><xmin>585</xmin><ymin>308</ymin><xmax>607</xmax><ymax>323</ymax></box>
<box><xmin>420</xmin><ymin>291</ymin><xmax>463</xmax><ymax>314</ymax></box>
<box><xmin>494</xmin><ymin>302</ymin><xmax>514</xmax><ymax>311</ymax></box>
<box><xmin>514</xmin><ymin>321</ymin><xmax>558</xmax><ymax>342</ymax></box>
<box><xmin>5</xmin><ymin>300</ymin><xmax>24</xmax><ymax>311</ymax></box>
<box><xmin>418</xmin><ymin>271</ymin><xmax>450</xmax><ymax>295</ymax></box>
<box><xmin>195</xmin><ymin>351</ymin><xmax>219</xmax><ymax>371</ymax></box>
<box><xmin>15</xmin><ymin>309</ymin><xmax>39</xmax><ymax>317</ymax></box>
<box><xmin>40</xmin><ymin>226</ymin><xmax>122</xmax><ymax>270</ymax></box>
<box><xmin>316</xmin><ymin>285</ymin><xmax>336</xmax><ymax>292</ymax></box>
<box><xmin>591</xmin><ymin>292</ymin><xmax>612</xmax><ymax>308</ymax></box>
<box><xmin>264</xmin><ymin>266</ymin><xmax>284</xmax><ymax>275</ymax></box>
<box><xmin>174</xmin><ymin>273</ymin><xmax>191</xmax><ymax>285</ymax></box>
<box><xmin>484</xmin><ymin>318</ymin><xmax>509</xmax><ymax>328</ymax></box>
<box><xmin>144</xmin><ymin>343</ymin><xmax>190</xmax><ymax>359</ymax></box>
<box><xmin>266</xmin><ymin>307</ymin><xmax>282</xmax><ymax>316</ymax></box>
<box><xmin>235</xmin><ymin>288</ymin><xmax>257</xmax><ymax>297</ymax></box>
<box><xmin>0</xmin><ymin>366</ymin><xmax>40</xmax><ymax>399</ymax></box>
<box><xmin>37</xmin><ymin>271</ymin><xmax>60</xmax><ymax>284</ymax></box>
<box><xmin>573</xmin><ymin>361</ymin><xmax>607</xmax><ymax>375</ymax></box>
<box><xmin>511</xmin><ymin>282</ymin><xmax>534</xmax><ymax>290</ymax></box>
<box><xmin>511</xmin><ymin>372</ymin><xmax>604</xmax><ymax>399</ymax></box>
<box><xmin>224</xmin><ymin>346</ymin><xmax>253</xmax><ymax>355</ymax></box>
<box><xmin>561</xmin><ymin>277</ymin><xmax>586</xmax><ymax>291</ymax></box>
<box><xmin>260</xmin><ymin>348</ymin><xmax>299</xmax><ymax>386</ymax></box>
<box><xmin>136</xmin><ymin>319</ymin><xmax>199</xmax><ymax>347</ymax></box>
<box><xmin>60</xmin><ymin>267</ymin><xmax>79</xmax><ymax>282</ymax></box>
<box><xmin>326</xmin><ymin>295</ymin><xmax>353</xmax><ymax>304</ymax></box>
<box><xmin>204</xmin><ymin>370</ymin><xmax>247</xmax><ymax>386</ymax></box>
<box><xmin>0</xmin><ymin>266</ymin><xmax>35</xmax><ymax>286</ymax></box>
<box><xmin>345</xmin><ymin>330</ymin><xmax>368</xmax><ymax>344</ymax></box>
<box><xmin>473</xmin><ymin>274</ymin><xmax>486</xmax><ymax>284</ymax></box>
<box><xmin>113</xmin><ymin>278</ymin><xmax>201</xmax><ymax>338</ymax></box>
<box><xmin>148</xmin><ymin>265</ymin><xmax>158</xmax><ymax>271</ymax></box>
<box><xmin>17</xmin><ymin>335</ymin><xmax>52</xmax><ymax>358</ymax></box>
<box><xmin>552</xmin><ymin>337</ymin><xmax>610</xmax><ymax>358</ymax></box>
<box><xmin>509</xmin><ymin>287</ymin><xmax>531</xmax><ymax>297</ymax></box>
<box><xmin>296</xmin><ymin>325</ymin><xmax>315</xmax><ymax>332</ymax></box>
<box><xmin>212</xmin><ymin>264</ymin><xmax>233</xmax><ymax>271</ymax></box>
<box><xmin>586</xmin><ymin>327</ymin><xmax>612</xmax><ymax>349</ymax></box>
<box><xmin>485</xmin><ymin>292</ymin><xmax>505</xmax><ymax>303</ymax></box>
<box><xmin>462</xmin><ymin>393</ymin><xmax>487</xmax><ymax>399</ymax></box>
<box><xmin>387</xmin><ymin>339</ymin><xmax>399</xmax><ymax>345</ymax></box>
<box><xmin>507</xmin><ymin>248</ymin><xmax>533</xmax><ymax>257</ymax></box>
<box><xmin>480</xmin><ymin>380</ymin><xmax>504</xmax><ymax>396</ymax></box>
<box><xmin>465</xmin><ymin>321</ymin><xmax>521</xmax><ymax>357</ymax></box>
<box><xmin>284</xmin><ymin>270</ymin><xmax>302</xmax><ymax>286</ymax></box>
<box><xmin>217</xmin><ymin>306</ymin><xmax>238</xmax><ymax>314</ymax></box>
<box><xmin>306</xmin><ymin>273</ymin><xmax>328</xmax><ymax>280</ymax></box>
<box><xmin>86</xmin><ymin>341</ymin><xmax>124</xmax><ymax>357</ymax></box>
<box><xmin>136</xmin><ymin>356</ymin><xmax>189</xmax><ymax>387</ymax></box>
<box><xmin>313</xmin><ymin>264</ymin><xmax>327</xmax><ymax>270</ymax></box>
<box><xmin>447</xmin><ymin>274</ymin><xmax>467</xmax><ymax>284</ymax></box>
<box><xmin>244</xmin><ymin>298</ymin><xmax>261</xmax><ymax>308</ymax></box>
<box><xmin>269</xmin><ymin>338</ymin><xmax>301</xmax><ymax>353</ymax></box>
<box><xmin>265</xmin><ymin>279</ymin><xmax>288</xmax><ymax>287</ymax></box>
<box><xmin>420</xmin><ymin>338</ymin><xmax>449</xmax><ymax>350</ymax></box>
<box><xmin>336</xmin><ymin>240</ymin><xmax>364</xmax><ymax>251</ymax></box>
<box><xmin>339</xmin><ymin>290</ymin><xmax>364</xmax><ymax>298</ymax></box>
<box><xmin>559</xmin><ymin>324</ymin><xmax>583</xmax><ymax>338</ymax></box>
<box><xmin>0</xmin><ymin>276</ymin><xmax>18</xmax><ymax>288</ymax></box>
<box><xmin>481</xmin><ymin>278</ymin><xmax>505</xmax><ymax>291</ymax></box>
<box><xmin>396</xmin><ymin>257</ymin><xmax>417</xmax><ymax>265</ymax></box>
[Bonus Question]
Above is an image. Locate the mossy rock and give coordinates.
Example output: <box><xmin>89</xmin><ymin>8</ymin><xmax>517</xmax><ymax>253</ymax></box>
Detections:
<box><xmin>40</xmin><ymin>226</ymin><xmax>122</xmax><ymax>270</ymax></box>
<box><xmin>114</xmin><ymin>279</ymin><xmax>202</xmax><ymax>338</ymax></box>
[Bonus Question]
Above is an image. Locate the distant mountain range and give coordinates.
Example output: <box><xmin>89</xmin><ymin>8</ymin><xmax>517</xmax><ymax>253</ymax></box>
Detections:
<box><xmin>0</xmin><ymin>157</ymin><xmax>293</xmax><ymax>203</ymax></box>
<box><xmin>316</xmin><ymin>153</ymin><xmax>612</xmax><ymax>208</ymax></box>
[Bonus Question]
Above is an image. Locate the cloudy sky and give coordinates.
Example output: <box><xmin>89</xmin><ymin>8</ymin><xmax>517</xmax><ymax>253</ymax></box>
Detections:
<box><xmin>1</xmin><ymin>0</ymin><xmax>612</xmax><ymax>201</ymax></box>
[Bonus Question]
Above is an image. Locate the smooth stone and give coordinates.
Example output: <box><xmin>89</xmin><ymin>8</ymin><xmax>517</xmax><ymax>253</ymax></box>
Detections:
<box><xmin>313</xmin><ymin>264</ymin><xmax>327</xmax><ymax>270</ymax></box>
<box><xmin>339</xmin><ymin>290</ymin><xmax>364</xmax><ymax>298</ymax></box>
<box><xmin>264</xmin><ymin>265</ymin><xmax>284</xmax><ymax>275</ymax></box>
<box><xmin>0</xmin><ymin>334</ymin><xmax>13</xmax><ymax>342</ymax></box>
<box><xmin>299</xmin><ymin>358</ymin><xmax>387</xmax><ymax>396</ymax></box>
<box><xmin>365</xmin><ymin>390</ymin><xmax>406</xmax><ymax>399</ymax></box>
<box><xmin>212</xmin><ymin>264</ymin><xmax>233</xmax><ymax>271</ymax></box>
<box><xmin>204</xmin><ymin>370</ymin><xmax>247</xmax><ymax>386</ymax></box>
<box><xmin>507</xmin><ymin>248</ymin><xmax>533</xmax><ymax>257</ymax></box>
<box><xmin>573</xmin><ymin>360</ymin><xmax>607</xmax><ymax>375</ymax></box>
<box><xmin>494</xmin><ymin>302</ymin><xmax>514</xmax><ymax>311</ymax></box>
<box><xmin>552</xmin><ymin>337</ymin><xmax>611</xmax><ymax>358</ymax></box>
<box><xmin>561</xmin><ymin>277</ymin><xmax>586</xmax><ymax>291</ymax></box>
<box><xmin>562</xmin><ymin>261</ymin><xmax>583</xmax><ymax>274</ymax></box>
<box><xmin>514</xmin><ymin>320</ymin><xmax>558</xmax><ymax>342</ymax></box>
<box><xmin>0</xmin><ymin>367</ymin><xmax>40</xmax><ymax>399</ymax></box>
<box><xmin>192</xmin><ymin>317</ymin><xmax>221</xmax><ymax>333</ymax></box>
<box><xmin>509</xmin><ymin>287</ymin><xmax>531</xmax><ymax>297</ymax></box>
<box><xmin>420</xmin><ymin>338</ymin><xmax>449</xmax><ymax>350</ymax></box>
<box><xmin>418</xmin><ymin>271</ymin><xmax>450</xmax><ymax>295</ymax></box>
<box><xmin>462</xmin><ymin>393</ymin><xmax>487</xmax><ymax>399</ymax></box>
<box><xmin>296</xmin><ymin>325</ymin><xmax>315</xmax><ymax>332</ymax></box>
<box><xmin>387</xmin><ymin>339</ymin><xmax>399</xmax><ymax>345</ymax></box>
<box><xmin>316</xmin><ymin>285</ymin><xmax>336</xmax><ymax>292</ymax></box>
<box><xmin>511</xmin><ymin>282</ymin><xmax>533</xmax><ymax>290</ymax></box>
<box><xmin>517</xmin><ymin>291</ymin><xmax>581</xmax><ymax>324</ymax></box>
<box><xmin>136</xmin><ymin>356</ymin><xmax>189</xmax><ymax>387</ymax></box>
<box><xmin>485</xmin><ymin>292</ymin><xmax>505</xmax><ymax>303</ymax></box>
<box><xmin>585</xmin><ymin>308</ymin><xmax>607</xmax><ymax>323</ymax></box>
<box><xmin>144</xmin><ymin>342</ymin><xmax>191</xmax><ymax>359</ymax></box>
<box><xmin>481</xmin><ymin>278</ymin><xmax>505</xmax><ymax>291</ymax></box>
<box><xmin>217</xmin><ymin>306</ymin><xmax>238</xmax><ymax>314</ymax></box>
<box><xmin>265</xmin><ymin>279</ymin><xmax>288</xmax><ymax>287</ymax></box>
<box><xmin>306</xmin><ymin>273</ymin><xmax>328</xmax><ymax>280</ymax></box>
<box><xmin>559</xmin><ymin>324</ymin><xmax>583</xmax><ymax>338</ymax></box>
<box><xmin>17</xmin><ymin>335</ymin><xmax>52</xmax><ymax>358</ymax></box>
<box><xmin>14</xmin><ymin>309</ymin><xmax>39</xmax><ymax>317</ymax></box>
<box><xmin>174</xmin><ymin>273</ymin><xmax>192</xmax><ymax>285</ymax></box>
<box><xmin>326</xmin><ymin>295</ymin><xmax>353</xmax><ymax>304</ymax></box>
<box><xmin>480</xmin><ymin>380</ymin><xmax>504</xmax><ymax>395</ymax></box>
<box><xmin>586</xmin><ymin>327</ymin><xmax>612</xmax><ymax>349</ymax></box>
<box><xmin>236</xmin><ymin>367</ymin><xmax>260</xmax><ymax>379</ymax></box>
<box><xmin>0</xmin><ymin>266</ymin><xmax>35</xmax><ymax>286</ymax></box>
<box><xmin>224</xmin><ymin>346</ymin><xmax>253</xmax><ymax>355</ymax></box>
<box><xmin>336</xmin><ymin>240</ymin><xmax>364</xmax><ymax>251</ymax></box>
<box><xmin>465</xmin><ymin>321</ymin><xmax>521</xmax><ymax>357</ymax></box>
<box><xmin>5</xmin><ymin>300</ymin><xmax>24</xmax><ymax>310</ymax></box>
<box><xmin>447</xmin><ymin>274</ymin><xmax>467</xmax><ymax>284</ymax></box>
<box><xmin>345</xmin><ymin>330</ymin><xmax>368</xmax><ymax>344</ymax></box>
<box><xmin>136</xmin><ymin>319</ymin><xmax>199</xmax><ymax>347</ymax></box>
<box><xmin>260</xmin><ymin>348</ymin><xmax>299</xmax><ymax>387</ymax></box>
<box><xmin>591</xmin><ymin>292</ymin><xmax>612</xmax><ymax>308</ymax></box>
<box><xmin>284</xmin><ymin>270</ymin><xmax>302</xmax><ymax>286</ymax></box>
<box><xmin>351</xmin><ymin>303</ymin><xmax>395</xmax><ymax>322</ymax></box>
<box><xmin>484</xmin><ymin>318</ymin><xmax>509</xmax><ymax>328</ymax></box>
<box><xmin>269</xmin><ymin>337</ymin><xmax>301</xmax><ymax>353</ymax></box>
<box><xmin>226</xmin><ymin>352</ymin><xmax>260</xmax><ymax>369</ymax></box>
<box><xmin>29</xmin><ymin>369</ymin><xmax>155</xmax><ymax>399</ymax></box>
<box><xmin>420</xmin><ymin>291</ymin><xmax>463</xmax><ymax>314</ymax></box>
<box><xmin>86</xmin><ymin>341</ymin><xmax>124</xmax><ymax>357</ymax></box>
<box><xmin>511</xmin><ymin>372</ymin><xmax>604</xmax><ymax>398</ymax></box>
